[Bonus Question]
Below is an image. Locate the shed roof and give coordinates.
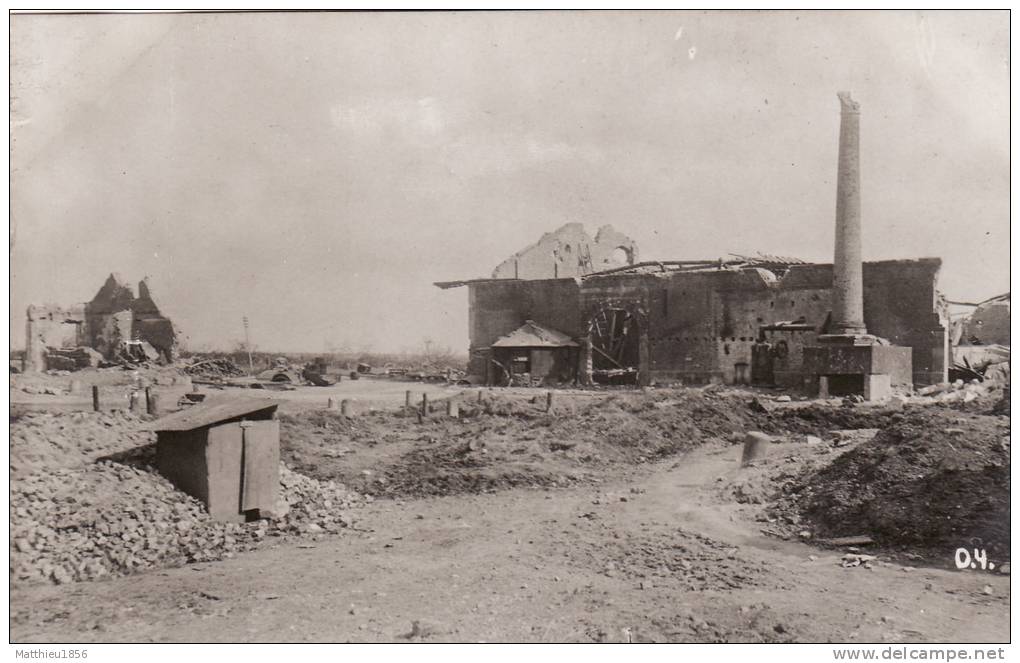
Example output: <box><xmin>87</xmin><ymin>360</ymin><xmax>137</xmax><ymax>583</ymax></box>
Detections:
<box><xmin>491</xmin><ymin>321</ymin><xmax>578</xmax><ymax>348</ymax></box>
<box><xmin>152</xmin><ymin>396</ymin><xmax>279</xmax><ymax>432</ymax></box>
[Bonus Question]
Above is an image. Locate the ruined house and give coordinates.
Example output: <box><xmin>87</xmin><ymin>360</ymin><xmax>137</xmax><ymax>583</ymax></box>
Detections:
<box><xmin>24</xmin><ymin>274</ymin><xmax>178</xmax><ymax>372</ymax></box>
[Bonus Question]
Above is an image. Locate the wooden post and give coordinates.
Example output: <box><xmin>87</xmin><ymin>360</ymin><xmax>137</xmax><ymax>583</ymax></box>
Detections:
<box><xmin>147</xmin><ymin>391</ymin><xmax>161</xmax><ymax>416</ymax></box>
<box><xmin>129</xmin><ymin>391</ymin><xmax>143</xmax><ymax>413</ymax></box>
<box><xmin>144</xmin><ymin>387</ymin><xmax>152</xmax><ymax>413</ymax></box>
<box><xmin>741</xmin><ymin>432</ymin><xmax>771</xmax><ymax>467</ymax></box>
<box><xmin>545</xmin><ymin>391</ymin><xmax>554</xmax><ymax>413</ymax></box>
<box><xmin>405</xmin><ymin>390</ymin><xmax>413</xmax><ymax>408</ymax></box>
<box><xmin>341</xmin><ymin>399</ymin><xmax>353</xmax><ymax>417</ymax></box>
<box><xmin>446</xmin><ymin>400</ymin><xmax>459</xmax><ymax>418</ymax></box>
<box><xmin>328</xmin><ymin>397</ymin><xmax>339</xmax><ymax>410</ymax></box>
<box><xmin>477</xmin><ymin>390</ymin><xmax>483</xmax><ymax>403</ymax></box>
<box><xmin>421</xmin><ymin>393</ymin><xmax>429</xmax><ymax>416</ymax></box>
<box><xmin>91</xmin><ymin>386</ymin><xmax>100</xmax><ymax>412</ymax></box>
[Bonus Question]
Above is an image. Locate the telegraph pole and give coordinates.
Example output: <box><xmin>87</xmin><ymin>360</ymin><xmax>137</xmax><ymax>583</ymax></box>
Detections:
<box><xmin>243</xmin><ymin>315</ymin><xmax>254</xmax><ymax>376</ymax></box>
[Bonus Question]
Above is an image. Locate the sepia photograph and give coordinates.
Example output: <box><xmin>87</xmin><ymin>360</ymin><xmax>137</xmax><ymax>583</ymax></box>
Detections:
<box><xmin>7</xmin><ymin>7</ymin><xmax>1011</xmax><ymax>653</ymax></box>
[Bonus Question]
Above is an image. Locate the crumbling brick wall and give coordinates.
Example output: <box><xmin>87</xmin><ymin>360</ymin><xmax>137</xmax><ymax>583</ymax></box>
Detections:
<box><xmin>23</xmin><ymin>304</ymin><xmax>87</xmax><ymax>372</ymax></box>
<box><xmin>464</xmin><ymin>258</ymin><xmax>947</xmax><ymax>387</ymax></box>
<box><xmin>963</xmin><ymin>298</ymin><xmax>1010</xmax><ymax>346</ymax></box>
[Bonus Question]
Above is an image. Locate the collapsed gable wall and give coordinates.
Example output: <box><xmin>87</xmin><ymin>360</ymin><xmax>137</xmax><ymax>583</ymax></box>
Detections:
<box><xmin>490</xmin><ymin>223</ymin><xmax>638</xmax><ymax>280</ymax></box>
<box><xmin>465</xmin><ymin>258</ymin><xmax>947</xmax><ymax>386</ymax></box>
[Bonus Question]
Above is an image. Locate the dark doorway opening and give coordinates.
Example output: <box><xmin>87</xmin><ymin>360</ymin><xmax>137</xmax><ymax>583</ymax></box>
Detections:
<box><xmin>825</xmin><ymin>374</ymin><xmax>865</xmax><ymax>396</ymax></box>
<box><xmin>590</xmin><ymin>307</ymin><xmax>640</xmax><ymax>385</ymax></box>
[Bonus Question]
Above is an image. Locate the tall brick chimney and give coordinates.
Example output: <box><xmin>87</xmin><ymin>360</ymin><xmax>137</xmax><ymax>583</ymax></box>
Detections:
<box><xmin>803</xmin><ymin>91</ymin><xmax>913</xmax><ymax>401</ymax></box>
<box><xmin>831</xmin><ymin>91</ymin><xmax>867</xmax><ymax>336</ymax></box>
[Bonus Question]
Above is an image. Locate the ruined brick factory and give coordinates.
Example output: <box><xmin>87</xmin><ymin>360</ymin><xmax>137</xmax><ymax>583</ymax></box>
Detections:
<box><xmin>438</xmin><ymin>93</ymin><xmax>947</xmax><ymax>400</ymax></box>
<box><xmin>10</xmin><ymin>89</ymin><xmax>1010</xmax><ymax>644</ymax></box>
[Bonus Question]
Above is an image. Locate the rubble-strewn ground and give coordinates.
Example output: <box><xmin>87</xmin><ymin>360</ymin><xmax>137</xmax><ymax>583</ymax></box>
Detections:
<box><xmin>9</xmin><ymin>378</ymin><xmax>1011</xmax><ymax>642</ymax></box>
<box><xmin>9</xmin><ymin>409</ymin><xmax>366</xmax><ymax>586</ymax></box>
<box><xmin>277</xmin><ymin>389</ymin><xmax>931</xmax><ymax>499</ymax></box>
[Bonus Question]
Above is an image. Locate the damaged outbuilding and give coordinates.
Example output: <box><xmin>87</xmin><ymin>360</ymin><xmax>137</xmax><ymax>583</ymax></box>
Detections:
<box><xmin>24</xmin><ymin>273</ymin><xmax>179</xmax><ymax>372</ymax></box>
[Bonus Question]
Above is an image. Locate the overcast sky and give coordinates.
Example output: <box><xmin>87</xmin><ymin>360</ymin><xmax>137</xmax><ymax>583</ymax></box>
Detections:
<box><xmin>10</xmin><ymin>10</ymin><xmax>1009</xmax><ymax>354</ymax></box>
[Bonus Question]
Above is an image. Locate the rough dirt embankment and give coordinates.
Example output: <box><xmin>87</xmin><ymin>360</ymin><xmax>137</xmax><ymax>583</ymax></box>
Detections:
<box><xmin>278</xmin><ymin>388</ymin><xmax>911</xmax><ymax>498</ymax></box>
<box><xmin>766</xmin><ymin>403</ymin><xmax>1010</xmax><ymax>561</ymax></box>
<box><xmin>280</xmin><ymin>387</ymin><xmax>1010</xmax><ymax>563</ymax></box>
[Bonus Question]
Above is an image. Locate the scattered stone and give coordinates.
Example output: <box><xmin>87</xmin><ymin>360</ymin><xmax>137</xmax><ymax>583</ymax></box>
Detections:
<box><xmin>407</xmin><ymin>619</ymin><xmax>444</xmax><ymax>640</ymax></box>
<box><xmin>841</xmin><ymin>553</ymin><xmax>877</xmax><ymax>568</ymax></box>
<box><xmin>982</xmin><ymin>585</ymin><xmax>994</xmax><ymax>596</ymax></box>
<box><xmin>818</xmin><ymin>535</ymin><xmax>874</xmax><ymax>546</ymax></box>
<box><xmin>10</xmin><ymin>413</ymin><xmax>365</xmax><ymax>587</ymax></box>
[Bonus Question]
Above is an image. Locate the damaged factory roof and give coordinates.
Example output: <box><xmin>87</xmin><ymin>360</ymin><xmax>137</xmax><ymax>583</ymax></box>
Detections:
<box><xmin>491</xmin><ymin>321</ymin><xmax>578</xmax><ymax>348</ymax></box>
<box><xmin>434</xmin><ymin>253</ymin><xmax>809</xmax><ymax>289</ymax></box>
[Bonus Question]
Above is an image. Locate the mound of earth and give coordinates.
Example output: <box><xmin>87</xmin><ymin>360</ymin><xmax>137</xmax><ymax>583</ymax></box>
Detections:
<box><xmin>770</xmin><ymin>407</ymin><xmax>1010</xmax><ymax>558</ymax></box>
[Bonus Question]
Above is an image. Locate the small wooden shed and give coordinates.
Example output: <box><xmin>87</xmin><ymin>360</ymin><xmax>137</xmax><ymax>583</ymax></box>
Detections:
<box><xmin>153</xmin><ymin>396</ymin><xmax>280</xmax><ymax>523</ymax></box>
<box><xmin>488</xmin><ymin>320</ymin><xmax>579</xmax><ymax>386</ymax></box>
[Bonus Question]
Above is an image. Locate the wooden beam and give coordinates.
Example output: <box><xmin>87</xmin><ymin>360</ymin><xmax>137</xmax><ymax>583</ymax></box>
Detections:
<box><xmin>591</xmin><ymin>344</ymin><xmax>624</xmax><ymax>369</ymax></box>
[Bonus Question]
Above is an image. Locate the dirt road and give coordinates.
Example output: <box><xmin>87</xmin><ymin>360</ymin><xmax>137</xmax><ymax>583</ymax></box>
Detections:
<box><xmin>11</xmin><ymin>441</ymin><xmax>1009</xmax><ymax>643</ymax></box>
<box><xmin>10</xmin><ymin>375</ymin><xmax>463</xmax><ymax>415</ymax></box>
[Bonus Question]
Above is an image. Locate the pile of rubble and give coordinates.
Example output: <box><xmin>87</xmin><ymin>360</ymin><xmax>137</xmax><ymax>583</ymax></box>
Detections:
<box><xmin>182</xmin><ymin>358</ymin><xmax>246</xmax><ymax>380</ymax></box>
<box><xmin>915</xmin><ymin>376</ymin><xmax>1009</xmax><ymax>405</ymax></box>
<box><xmin>9</xmin><ymin>411</ymin><xmax>366</xmax><ymax>586</ymax></box>
<box><xmin>43</xmin><ymin>347</ymin><xmax>104</xmax><ymax>371</ymax></box>
<box><xmin>10</xmin><ymin>461</ymin><xmax>365</xmax><ymax>586</ymax></box>
<box><xmin>10</xmin><ymin>410</ymin><xmax>154</xmax><ymax>477</ymax></box>
<box><xmin>766</xmin><ymin>406</ymin><xmax>1010</xmax><ymax>557</ymax></box>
